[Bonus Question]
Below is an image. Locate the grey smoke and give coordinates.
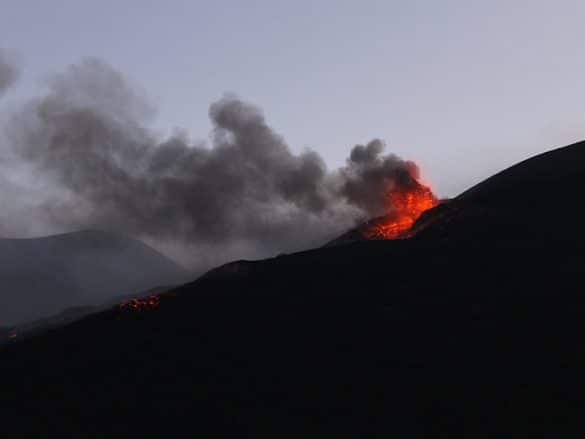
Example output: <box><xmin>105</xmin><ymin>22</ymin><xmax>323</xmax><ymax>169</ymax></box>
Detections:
<box><xmin>1</xmin><ymin>57</ymin><xmax>422</xmax><ymax>270</ymax></box>
<box><xmin>0</xmin><ymin>49</ymin><xmax>19</xmax><ymax>97</ymax></box>
<box><xmin>340</xmin><ymin>139</ymin><xmax>421</xmax><ymax>217</ymax></box>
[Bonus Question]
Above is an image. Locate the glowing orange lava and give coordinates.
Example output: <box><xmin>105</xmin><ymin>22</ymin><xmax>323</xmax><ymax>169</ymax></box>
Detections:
<box><xmin>119</xmin><ymin>295</ymin><xmax>160</xmax><ymax>312</ymax></box>
<box><xmin>362</xmin><ymin>182</ymin><xmax>438</xmax><ymax>239</ymax></box>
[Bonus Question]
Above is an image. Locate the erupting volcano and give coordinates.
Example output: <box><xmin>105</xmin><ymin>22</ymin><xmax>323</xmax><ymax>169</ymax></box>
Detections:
<box><xmin>362</xmin><ymin>180</ymin><xmax>438</xmax><ymax>239</ymax></box>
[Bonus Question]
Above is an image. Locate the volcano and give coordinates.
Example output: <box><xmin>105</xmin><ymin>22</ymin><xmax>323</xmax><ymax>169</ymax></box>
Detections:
<box><xmin>3</xmin><ymin>141</ymin><xmax>585</xmax><ymax>436</ymax></box>
<box><xmin>327</xmin><ymin>178</ymin><xmax>439</xmax><ymax>246</ymax></box>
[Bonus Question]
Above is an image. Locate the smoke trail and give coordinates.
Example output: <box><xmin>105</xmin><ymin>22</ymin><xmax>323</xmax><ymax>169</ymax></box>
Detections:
<box><xmin>0</xmin><ymin>49</ymin><xmax>19</xmax><ymax>97</ymax></box>
<box><xmin>2</xmin><ymin>57</ymin><xmax>422</xmax><ymax>270</ymax></box>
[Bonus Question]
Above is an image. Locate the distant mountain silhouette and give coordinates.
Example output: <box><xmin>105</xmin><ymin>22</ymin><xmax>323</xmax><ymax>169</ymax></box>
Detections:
<box><xmin>3</xmin><ymin>141</ymin><xmax>585</xmax><ymax>436</ymax></box>
<box><xmin>0</xmin><ymin>230</ymin><xmax>187</xmax><ymax>325</ymax></box>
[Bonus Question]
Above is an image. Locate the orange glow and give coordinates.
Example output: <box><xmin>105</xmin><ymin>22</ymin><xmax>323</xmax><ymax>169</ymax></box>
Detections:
<box><xmin>362</xmin><ymin>182</ymin><xmax>437</xmax><ymax>239</ymax></box>
<box><xmin>119</xmin><ymin>295</ymin><xmax>160</xmax><ymax>312</ymax></box>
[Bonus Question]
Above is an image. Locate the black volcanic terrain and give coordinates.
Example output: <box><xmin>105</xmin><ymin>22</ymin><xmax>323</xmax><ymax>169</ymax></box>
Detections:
<box><xmin>3</xmin><ymin>141</ymin><xmax>585</xmax><ymax>436</ymax></box>
<box><xmin>0</xmin><ymin>230</ymin><xmax>186</xmax><ymax>325</ymax></box>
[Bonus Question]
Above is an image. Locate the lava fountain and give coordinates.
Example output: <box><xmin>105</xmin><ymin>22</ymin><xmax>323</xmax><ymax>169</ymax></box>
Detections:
<box><xmin>362</xmin><ymin>179</ymin><xmax>438</xmax><ymax>240</ymax></box>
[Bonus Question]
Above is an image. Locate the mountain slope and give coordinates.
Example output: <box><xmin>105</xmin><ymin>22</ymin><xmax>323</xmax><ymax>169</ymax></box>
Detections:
<box><xmin>0</xmin><ymin>230</ymin><xmax>187</xmax><ymax>325</ymax></box>
<box><xmin>332</xmin><ymin>139</ymin><xmax>585</xmax><ymax>246</ymax></box>
<box><xmin>2</xmin><ymin>142</ymin><xmax>585</xmax><ymax>436</ymax></box>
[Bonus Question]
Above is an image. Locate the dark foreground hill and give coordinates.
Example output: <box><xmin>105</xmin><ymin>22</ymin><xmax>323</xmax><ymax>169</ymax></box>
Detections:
<box><xmin>3</xmin><ymin>142</ymin><xmax>585</xmax><ymax>436</ymax></box>
<box><xmin>0</xmin><ymin>230</ymin><xmax>187</xmax><ymax>325</ymax></box>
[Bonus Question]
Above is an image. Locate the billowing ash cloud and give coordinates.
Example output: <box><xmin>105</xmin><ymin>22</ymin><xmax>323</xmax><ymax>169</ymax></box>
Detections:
<box><xmin>340</xmin><ymin>139</ymin><xmax>421</xmax><ymax>217</ymax></box>
<box><xmin>1</xmin><ymin>57</ymin><xmax>421</xmax><ymax>270</ymax></box>
<box><xmin>0</xmin><ymin>50</ymin><xmax>19</xmax><ymax>96</ymax></box>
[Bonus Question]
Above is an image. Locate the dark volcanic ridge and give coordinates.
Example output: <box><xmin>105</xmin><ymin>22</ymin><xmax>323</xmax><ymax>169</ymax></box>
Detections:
<box><xmin>332</xmin><ymin>139</ymin><xmax>585</xmax><ymax>247</ymax></box>
<box><xmin>3</xmin><ymin>141</ymin><xmax>585</xmax><ymax>436</ymax></box>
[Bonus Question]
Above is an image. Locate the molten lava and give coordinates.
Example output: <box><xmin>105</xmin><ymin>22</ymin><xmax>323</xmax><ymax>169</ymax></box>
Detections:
<box><xmin>362</xmin><ymin>181</ymin><xmax>438</xmax><ymax>239</ymax></box>
<box><xmin>119</xmin><ymin>295</ymin><xmax>160</xmax><ymax>312</ymax></box>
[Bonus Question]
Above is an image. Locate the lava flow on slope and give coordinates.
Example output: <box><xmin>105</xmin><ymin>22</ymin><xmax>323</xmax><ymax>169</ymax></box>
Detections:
<box><xmin>119</xmin><ymin>295</ymin><xmax>160</xmax><ymax>312</ymax></box>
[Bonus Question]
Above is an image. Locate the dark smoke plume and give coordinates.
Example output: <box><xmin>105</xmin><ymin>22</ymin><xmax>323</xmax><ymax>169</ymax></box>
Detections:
<box><xmin>0</xmin><ymin>49</ymin><xmax>19</xmax><ymax>97</ymax></box>
<box><xmin>1</xmin><ymin>57</ymin><xmax>421</xmax><ymax>270</ymax></box>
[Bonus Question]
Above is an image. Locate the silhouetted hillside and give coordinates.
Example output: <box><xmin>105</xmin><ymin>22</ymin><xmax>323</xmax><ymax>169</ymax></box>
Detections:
<box><xmin>0</xmin><ymin>230</ymin><xmax>187</xmax><ymax>325</ymax></box>
<box><xmin>2</xmin><ymin>142</ymin><xmax>585</xmax><ymax>436</ymax></box>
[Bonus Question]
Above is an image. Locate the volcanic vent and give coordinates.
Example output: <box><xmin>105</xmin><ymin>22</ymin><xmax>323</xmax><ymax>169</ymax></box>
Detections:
<box><xmin>361</xmin><ymin>179</ymin><xmax>438</xmax><ymax>239</ymax></box>
<box><xmin>328</xmin><ymin>165</ymin><xmax>438</xmax><ymax>246</ymax></box>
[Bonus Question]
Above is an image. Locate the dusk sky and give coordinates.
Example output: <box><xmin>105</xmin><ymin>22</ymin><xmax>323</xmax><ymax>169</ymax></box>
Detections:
<box><xmin>2</xmin><ymin>0</ymin><xmax>585</xmax><ymax>198</ymax></box>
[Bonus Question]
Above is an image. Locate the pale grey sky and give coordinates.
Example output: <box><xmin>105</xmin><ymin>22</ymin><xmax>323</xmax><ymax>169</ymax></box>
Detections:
<box><xmin>2</xmin><ymin>0</ymin><xmax>585</xmax><ymax>197</ymax></box>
